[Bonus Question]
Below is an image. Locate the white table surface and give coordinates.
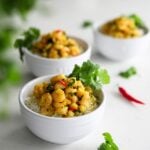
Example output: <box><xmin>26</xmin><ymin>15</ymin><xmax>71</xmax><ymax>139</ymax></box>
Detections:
<box><xmin>1</xmin><ymin>0</ymin><xmax>150</xmax><ymax>149</ymax></box>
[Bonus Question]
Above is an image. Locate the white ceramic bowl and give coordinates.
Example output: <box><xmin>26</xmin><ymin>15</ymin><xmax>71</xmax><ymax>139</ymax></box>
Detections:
<box><xmin>94</xmin><ymin>23</ymin><xmax>150</xmax><ymax>61</ymax></box>
<box><xmin>19</xmin><ymin>75</ymin><xmax>105</xmax><ymax>144</ymax></box>
<box><xmin>23</xmin><ymin>36</ymin><xmax>91</xmax><ymax>76</ymax></box>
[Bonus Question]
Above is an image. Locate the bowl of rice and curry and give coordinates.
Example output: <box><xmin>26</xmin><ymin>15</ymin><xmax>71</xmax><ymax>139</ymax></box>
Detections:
<box><xmin>15</xmin><ymin>28</ymin><xmax>91</xmax><ymax>76</ymax></box>
<box><xmin>94</xmin><ymin>14</ymin><xmax>150</xmax><ymax>61</ymax></box>
<box><xmin>19</xmin><ymin>60</ymin><xmax>110</xmax><ymax>144</ymax></box>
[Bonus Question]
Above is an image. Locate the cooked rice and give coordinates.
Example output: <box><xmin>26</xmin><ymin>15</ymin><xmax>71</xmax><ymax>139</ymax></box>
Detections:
<box><xmin>25</xmin><ymin>96</ymin><xmax>40</xmax><ymax>113</ymax></box>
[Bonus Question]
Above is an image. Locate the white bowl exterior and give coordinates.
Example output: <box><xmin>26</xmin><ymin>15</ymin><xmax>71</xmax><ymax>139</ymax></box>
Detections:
<box><xmin>94</xmin><ymin>25</ymin><xmax>150</xmax><ymax>61</ymax></box>
<box><xmin>23</xmin><ymin>37</ymin><xmax>91</xmax><ymax>76</ymax></box>
<box><xmin>19</xmin><ymin>75</ymin><xmax>105</xmax><ymax>144</ymax></box>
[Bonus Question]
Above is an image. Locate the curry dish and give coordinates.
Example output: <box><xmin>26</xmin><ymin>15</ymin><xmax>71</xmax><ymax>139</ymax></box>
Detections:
<box><xmin>100</xmin><ymin>16</ymin><xmax>143</xmax><ymax>38</ymax></box>
<box><xmin>25</xmin><ymin>74</ymin><xmax>99</xmax><ymax>117</ymax></box>
<box><xmin>32</xmin><ymin>30</ymin><xmax>82</xmax><ymax>58</ymax></box>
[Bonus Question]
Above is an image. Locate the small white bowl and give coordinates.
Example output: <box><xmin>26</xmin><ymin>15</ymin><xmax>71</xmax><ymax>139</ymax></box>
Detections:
<box><xmin>19</xmin><ymin>75</ymin><xmax>105</xmax><ymax>144</ymax></box>
<box><xmin>23</xmin><ymin>36</ymin><xmax>91</xmax><ymax>76</ymax></box>
<box><xmin>93</xmin><ymin>23</ymin><xmax>150</xmax><ymax>61</ymax></box>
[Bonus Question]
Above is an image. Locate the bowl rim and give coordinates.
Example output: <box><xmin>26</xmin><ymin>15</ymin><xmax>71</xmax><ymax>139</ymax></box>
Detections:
<box><xmin>23</xmin><ymin>36</ymin><xmax>91</xmax><ymax>62</ymax></box>
<box><xmin>19</xmin><ymin>75</ymin><xmax>105</xmax><ymax>121</ymax></box>
<box><xmin>94</xmin><ymin>21</ymin><xmax>150</xmax><ymax>41</ymax></box>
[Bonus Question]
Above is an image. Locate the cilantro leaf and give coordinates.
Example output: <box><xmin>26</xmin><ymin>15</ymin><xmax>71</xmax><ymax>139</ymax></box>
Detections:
<box><xmin>69</xmin><ymin>60</ymin><xmax>110</xmax><ymax>90</ymax></box>
<box><xmin>0</xmin><ymin>26</ymin><xmax>16</xmax><ymax>53</ymax></box>
<box><xmin>82</xmin><ymin>20</ymin><xmax>93</xmax><ymax>28</ymax></box>
<box><xmin>0</xmin><ymin>59</ymin><xmax>21</xmax><ymax>87</ymax></box>
<box><xmin>98</xmin><ymin>132</ymin><xmax>119</xmax><ymax>150</ymax></box>
<box><xmin>14</xmin><ymin>27</ymin><xmax>40</xmax><ymax>61</ymax></box>
<box><xmin>129</xmin><ymin>14</ymin><xmax>148</xmax><ymax>33</ymax></box>
<box><xmin>119</xmin><ymin>67</ymin><xmax>137</xmax><ymax>79</ymax></box>
<box><xmin>0</xmin><ymin>0</ymin><xmax>36</xmax><ymax>19</ymax></box>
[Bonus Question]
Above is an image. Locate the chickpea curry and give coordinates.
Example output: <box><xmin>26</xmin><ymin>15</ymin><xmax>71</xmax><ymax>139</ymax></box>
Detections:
<box><xmin>26</xmin><ymin>74</ymin><xmax>99</xmax><ymax>117</ymax></box>
<box><xmin>32</xmin><ymin>30</ymin><xmax>82</xmax><ymax>58</ymax></box>
<box><xmin>100</xmin><ymin>16</ymin><xmax>144</xmax><ymax>38</ymax></box>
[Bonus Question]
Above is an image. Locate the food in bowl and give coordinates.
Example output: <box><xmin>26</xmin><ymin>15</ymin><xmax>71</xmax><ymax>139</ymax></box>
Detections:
<box><xmin>25</xmin><ymin>60</ymin><xmax>110</xmax><ymax>118</ymax></box>
<box><xmin>14</xmin><ymin>27</ymin><xmax>91</xmax><ymax>76</ymax></box>
<box><xmin>94</xmin><ymin>14</ymin><xmax>150</xmax><ymax>61</ymax></box>
<box><xmin>32</xmin><ymin>30</ymin><xmax>82</xmax><ymax>58</ymax></box>
<box><xmin>100</xmin><ymin>14</ymin><xmax>147</xmax><ymax>39</ymax></box>
<box><xmin>25</xmin><ymin>74</ymin><xmax>99</xmax><ymax>117</ymax></box>
<box><xmin>15</xmin><ymin>28</ymin><xmax>83</xmax><ymax>60</ymax></box>
<box><xmin>19</xmin><ymin>60</ymin><xmax>110</xmax><ymax>144</ymax></box>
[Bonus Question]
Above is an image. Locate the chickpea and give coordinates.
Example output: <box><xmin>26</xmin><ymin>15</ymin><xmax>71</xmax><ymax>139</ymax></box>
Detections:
<box><xmin>55</xmin><ymin>106</ymin><xmax>68</xmax><ymax>115</ymax></box>
<box><xmin>76</xmin><ymin>87</ymin><xmax>85</xmax><ymax>98</ymax></box>
<box><xmin>51</xmin><ymin>74</ymin><xmax>66</xmax><ymax>85</ymax></box>
<box><xmin>51</xmin><ymin>31</ymin><xmax>67</xmax><ymax>44</ymax></box>
<box><xmin>39</xmin><ymin>93</ymin><xmax>52</xmax><ymax>108</ymax></box>
<box><xmin>54</xmin><ymin>44</ymin><xmax>64</xmax><ymax>50</ymax></box>
<box><xmin>79</xmin><ymin>92</ymin><xmax>90</xmax><ymax>108</ymax></box>
<box><xmin>52</xmin><ymin>89</ymin><xmax>65</xmax><ymax>102</ymax></box>
<box><xmin>48</xmin><ymin>48</ymin><xmax>59</xmax><ymax>58</ymax></box>
<box><xmin>79</xmin><ymin>105</ymin><xmax>86</xmax><ymax>113</ymax></box>
<box><xmin>54</xmin><ymin>82</ymin><xmax>65</xmax><ymax>90</ymax></box>
<box><xmin>68</xmin><ymin>95</ymin><xmax>78</xmax><ymax>103</ymax></box>
<box><xmin>69</xmin><ymin>103</ymin><xmax>78</xmax><ymax>111</ymax></box>
<box><xmin>68</xmin><ymin>110</ymin><xmax>74</xmax><ymax>117</ymax></box>
<box><xmin>59</xmin><ymin>47</ymin><xmax>69</xmax><ymax>57</ymax></box>
<box><xmin>65</xmin><ymin>87</ymin><xmax>77</xmax><ymax>95</ymax></box>
<box><xmin>40</xmin><ymin>106</ymin><xmax>54</xmax><ymax>116</ymax></box>
<box><xmin>73</xmin><ymin>80</ymin><xmax>84</xmax><ymax>89</ymax></box>
<box><xmin>70</xmin><ymin>46</ymin><xmax>80</xmax><ymax>56</ymax></box>
<box><xmin>65</xmin><ymin>99</ymin><xmax>71</xmax><ymax>105</ymax></box>
<box><xmin>33</xmin><ymin>83</ymin><xmax>45</xmax><ymax>98</ymax></box>
<box><xmin>53</xmin><ymin>102</ymin><xmax>65</xmax><ymax>108</ymax></box>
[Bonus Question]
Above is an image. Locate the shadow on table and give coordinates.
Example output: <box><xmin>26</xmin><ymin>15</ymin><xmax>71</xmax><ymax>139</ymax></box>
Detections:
<box><xmin>91</xmin><ymin>50</ymin><xmax>116</xmax><ymax>65</ymax></box>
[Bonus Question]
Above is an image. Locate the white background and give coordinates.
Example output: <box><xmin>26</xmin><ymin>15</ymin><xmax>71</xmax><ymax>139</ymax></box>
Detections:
<box><xmin>0</xmin><ymin>0</ymin><xmax>150</xmax><ymax>149</ymax></box>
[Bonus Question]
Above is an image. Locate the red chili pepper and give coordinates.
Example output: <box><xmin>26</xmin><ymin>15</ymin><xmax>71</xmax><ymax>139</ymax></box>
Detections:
<box><xmin>118</xmin><ymin>86</ymin><xmax>145</xmax><ymax>105</ymax></box>
<box><xmin>59</xmin><ymin>80</ymin><xmax>67</xmax><ymax>87</ymax></box>
<box><xmin>55</xmin><ymin>29</ymin><xmax>62</xmax><ymax>33</ymax></box>
<box><xmin>68</xmin><ymin>107</ymin><xmax>76</xmax><ymax>111</ymax></box>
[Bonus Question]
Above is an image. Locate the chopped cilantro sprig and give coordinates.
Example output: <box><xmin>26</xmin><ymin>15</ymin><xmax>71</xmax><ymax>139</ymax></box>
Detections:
<box><xmin>119</xmin><ymin>67</ymin><xmax>137</xmax><ymax>79</ymax></box>
<box><xmin>69</xmin><ymin>60</ymin><xmax>110</xmax><ymax>90</ymax></box>
<box><xmin>98</xmin><ymin>132</ymin><xmax>119</xmax><ymax>150</ymax></box>
<box><xmin>82</xmin><ymin>20</ymin><xmax>93</xmax><ymax>28</ymax></box>
<box><xmin>129</xmin><ymin>14</ymin><xmax>148</xmax><ymax>33</ymax></box>
<box><xmin>14</xmin><ymin>27</ymin><xmax>40</xmax><ymax>61</ymax></box>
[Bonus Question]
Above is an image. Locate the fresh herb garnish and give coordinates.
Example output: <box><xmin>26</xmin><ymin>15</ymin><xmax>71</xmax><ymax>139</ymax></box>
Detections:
<box><xmin>82</xmin><ymin>20</ymin><xmax>93</xmax><ymax>28</ymax></box>
<box><xmin>68</xmin><ymin>78</ymin><xmax>76</xmax><ymax>86</ymax></box>
<box><xmin>14</xmin><ymin>27</ymin><xmax>40</xmax><ymax>61</ymax></box>
<box><xmin>0</xmin><ymin>0</ymin><xmax>37</xmax><ymax>19</ymax></box>
<box><xmin>129</xmin><ymin>14</ymin><xmax>148</xmax><ymax>33</ymax></box>
<box><xmin>0</xmin><ymin>59</ymin><xmax>21</xmax><ymax>87</ymax></box>
<box><xmin>46</xmin><ymin>83</ymin><xmax>54</xmax><ymax>93</ymax></box>
<box><xmin>0</xmin><ymin>26</ymin><xmax>17</xmax><ymax>53</ymax></box>
<box><xmin>69</xmin><ymin>60</ymin><xmax>110</xmax><ymax>90</ymax></box>
<box><xmin>119</xmin><ymin>67</ymin><xmax>137</xmax><ymax>79</ymax></box>
<box><xmin>98</xmin><ymin>132</ymin><xmax>119</xmax><ymax>150</ymax></box>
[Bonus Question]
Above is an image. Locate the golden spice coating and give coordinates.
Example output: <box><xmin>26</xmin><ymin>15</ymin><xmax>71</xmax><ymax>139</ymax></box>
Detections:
<box><xmin>50</xmin><ymin>74</ymin><xmax>66</xmax><ymax>85</ymax></box>
<box><xmin>30</xmin><ymin>74</ymin><xmax>98</xmax><ymax>117</ymax></box>
<box><xmin>100</xmin><ymin>16</ymin><xmax>143</xmax><ymax>38</ymax></box>
<box><xmin>32</xmin><ymin>30</ymin><xmax>82</xmax><ymax>58</ymax></box>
